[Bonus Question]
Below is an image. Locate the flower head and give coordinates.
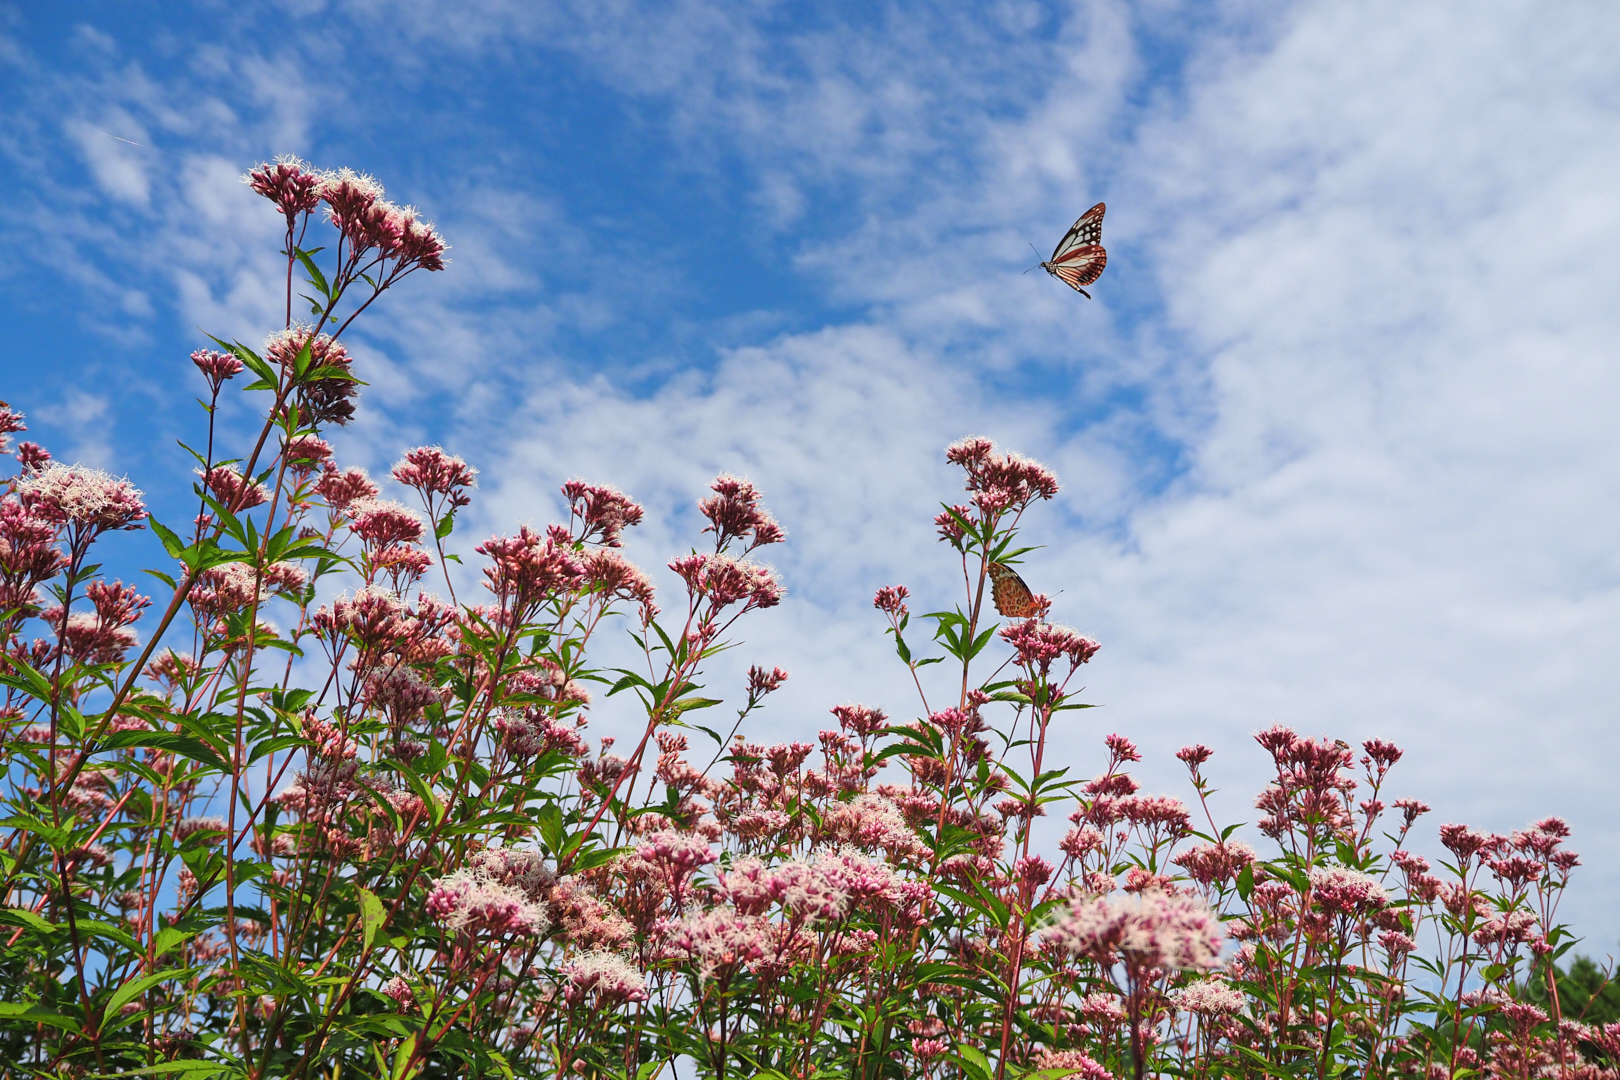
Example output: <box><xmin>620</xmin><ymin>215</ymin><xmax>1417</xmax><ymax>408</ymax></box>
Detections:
<box><xmin>394</xmin><ymin>446</ymin><xmax>478</xmax><ymax>506</ymax></box>
<box><xmin>698</xmin><ymin>475</ymin><xmax>784</xmax><ymax>552</ymax></box>
<box><xmin>1044</xmin><ymin>889</ymin><xmax>1224</xmax><ymax>973</ymax></box>
<box><xmin>191</xmin><ymin>349</ymin><xmax>245</xmax><ymax>394</ymax></box>
<box><xmin>244</xmin><ymin>156</ymin><xmax>323</xmax><ymax>224</ymax></box>
<box><xmin>18</xmin><ymin>463</ymin><xmax>147</xmax><ymax>534</ymax></box>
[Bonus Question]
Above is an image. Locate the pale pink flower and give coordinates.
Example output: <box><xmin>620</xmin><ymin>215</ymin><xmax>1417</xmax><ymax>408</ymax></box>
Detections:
<box><xmin>316</xmin><ymin>464</ymin><xmax>379</xmax><ymax>509</ymax></box>
<box><xmin>1173</xmin><ymin>839</ymin><xmax>1258</xmax><ymax>887</ymax></box>
<box><xmin>1308</xmin><ymin>866</ymin><xmax>1389</xmax><ymax>916</ymax></box>
<box><xmin>265</xmin><ymin>328</ymin><xmax>358</xmax><ymax>426</ymax></box>
<box><xmin>661</xmin><ymin>907</ymin><xmax>771</xmax><ymax>978</ymax></box>
<box><xmin>381</xmin><ymin>975</ymin><xmax>415</xmax><ymax>1010</ymax></box>
<box><xmin>830</xmin><ymin>704</ymin><xmax>888</xmax><ymax>738</ymax></box>
<box><xmin>562</xmin><ymin>480</ymin><xmax>644</xmax><ymax>548</ymax></box>
<box><xmin>945</xmin><ymin>436</ymin><xmax>1059</xmax><ymax>515</ymax></box>
<box><xmin>174</xmin><ymin>816</ymin><xmax>228</xmax><ymax>844</ymax></box>
<box><xmin>393</xmin><ymin>446</ymin><xmax>477</xmax><ymax>504</ymax></box>
<box><xmin>872</xmin><ymin>584</ymin><xmax>909</xmax><ymax>616</ymax></box>
<box><xmin>424</xmin><ymin>868</ymin><xmax>550</xmax><ymax>938</ymax></box>
<box><xmin>698</xmin><ymin>475</ymin><xmax>783</xmax><ymax>552</ymax></box>
<box><xmin>1177</xmin><ymin>978</ymin><xmax>1247</xmax><ymax>1016</ymax></box>
<box><xmin>560</xmin><ymin>951</ymin><xmax>648</xmax><ymax>1005</ymax></box>
<box><xmin>999</xmin><ymin>619</ymin><xmax>1098</xmax><ymax>675</ymax></box>
<box><xmin>345</xmin><ymin>498</ymin><xmax>424</xmax><ymax>547</ymax></box>
<box><xmin>198</xmin><ymin>465</ymin><xmax>269</xmax><ymax>511</ymax></box>
<box><xmin>1030</xmin><ymin>1049</ymin><xmax>1112</xmax><ymax>1079</ymax></box>
<box><xmin>1045</xmin><ymin>890</ymin><xmax>1224</xmax><ymax>972</ymax></box>
<box><xmin>820</xmin><ymin>793</ymin><xmax>925</xmax><ymax>859</ymax></box>
<box><xmin>668</xmin><ymin>552</ymin><xmax>783</xmax><ymax>610</ymax></box>
<box><xmin>18</xmin><ymin>462</ymin><xmax>147</xmax><ymax>533</ymax></box>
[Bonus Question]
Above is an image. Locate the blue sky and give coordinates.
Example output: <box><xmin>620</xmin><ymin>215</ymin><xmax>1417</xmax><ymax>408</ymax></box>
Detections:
<box><xmin>5</xmin><ymin>1</ymin><xmax>1620</xmax><ymax>949</ymax></box>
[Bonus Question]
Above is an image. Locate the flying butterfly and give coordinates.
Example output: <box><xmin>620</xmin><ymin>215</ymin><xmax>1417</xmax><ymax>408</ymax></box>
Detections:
<box><xmin>1041</xmin><ymin>202</ymin><xmax>1108</xmax><ymax>299</ymax></box>
<box><xmin>989</xmin><ymin>561</ymin><xmax>1046</xmax><ymax>619</ymax></box>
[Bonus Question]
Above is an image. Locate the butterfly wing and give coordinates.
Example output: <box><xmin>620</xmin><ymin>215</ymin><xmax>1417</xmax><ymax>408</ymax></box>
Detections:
<box><xmin>989</xmin><ymin>562</ymin><xmax>1041</xmax><ymax>619</ymax></box>
<box><xmin>1043</xmin><ymin>203</ymin><xmax>1107</xmax><ymax>293</ymax></box>
<box><xmin>1048</xmin><ymin>246</ymin><xmax>1107</xmax><ymax>289</ymax></box>
<box><xmin>1049</xmin><ymin>203</ymin><xmax>1105</xmax><ymax>262</ymax></box>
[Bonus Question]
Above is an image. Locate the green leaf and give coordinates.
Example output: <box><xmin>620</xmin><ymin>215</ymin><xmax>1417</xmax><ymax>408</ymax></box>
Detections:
<box><xmin>2</xmin><ymin>906</ymin><xmax>58</xmax><ymax>934</ymax></box>
<box><xmin>92</xmin><ymin>1062</ymin><xmax>232</xmax><ymax>1077</ymax></box>
<box><xmin>105</xmin><ymin>967</ymin><xmax>195</xmax><ymax>1018</ymax></box>
<box><xmin>296</xmin><ymin>248</ymin><xmax>331</xmax><ymax>300</ymax></box>
<box><xmin>435</xmin><ymin>513</ymin><xmax>455</xmax><ymax>540</ymax></box>
<box><xmin>392</xmin><ymin>1032</ymin><xmax>420</xmax><ymax>1080</ymax></box>
<box><xmin>359</xmin><ymin>885</ymin><xmax>386</xmax><ymax>951</ymax></box>
<box><xmin>0</xmin><ymin>1001</ymin><xmax>80</xmax><ymax>1033</ymax></box>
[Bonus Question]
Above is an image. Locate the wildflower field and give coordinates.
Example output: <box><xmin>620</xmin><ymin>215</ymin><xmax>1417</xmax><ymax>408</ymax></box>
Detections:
<box><xmin>0</xmin><ymin>159</ymin><xmax>1608</xmax><ymax>1080</ymax></box>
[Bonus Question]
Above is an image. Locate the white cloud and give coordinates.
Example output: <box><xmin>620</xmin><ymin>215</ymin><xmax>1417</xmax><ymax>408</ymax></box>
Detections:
<box><xmin>8</xmin><ymin>0</ymin><xmax>1620</xmax><ymax>950</ymax></box>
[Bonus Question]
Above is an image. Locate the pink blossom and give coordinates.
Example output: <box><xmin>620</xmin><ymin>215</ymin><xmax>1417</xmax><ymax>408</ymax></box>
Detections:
<box><xmin>997</xmin><ymin>621</ymin><xmax>1101</xmax><ymax>670</ymax></box>
<box><xmin>698</xmin><ymin>474</ymin><xmax>784</xmax><ymax>552</ymax></box>
<box><xmin>18</xmin><ymin>462</ymin><xmax>147</xmax><ymax>534</ymax></box>
<box><xmin>316</xmin><ymin>464</ymin><xmax>379</xmax><ymax>509</ymax></box>
<box><xmin>244</xmin><ymin>156</ymin><xmax>323</xmax><ymax>224</ymax></box>
<box><xmin>561</xmin><ymin>951</ymin><xmax>648</xmax><ymax>1005</ymax></box>
<box><xmin>477</xmin><ymin>525</ymin><xmax>587</xmax><ymax>611</ymax></box>
<box><xmin>265</xmin><ymin>328</ymin><xmax>358</xmax><ymax>426</ymax></box>
<box><xmin>1308</xmin><ymin>866</ymin><xmax>1390</xmax><ymax>916</ymax></box>
<box><xmin>746</xmin><ymin>664</ymin><xmax>789</xmax><ymax>699</ymax></box>
<box><xmin>1045</xmin><ymin>889</ymin><xmax>1224</xmax><ymax>972</ymax></box>
<box><xmin>820</xmin><ymin>793</ymin><xmax>926</xmax><ymax>858</ymax></box>
<box><xmin>282</xmin><ymin>435</ymin><xmax>333</xmax><ymax>474</ymax></box>
<box><xmin>1173</xmin><ymin>840</ymin><xmax>1258</xmax><ymax>887</ymax></box>
<box><xmin>661</xmin><ymin>907</ymin><xmax>771</xmax><ymax>978</ymax></box>
<box><xmin>198</xmin><ymin>465</ymin><xmax>269</xmax><ymax>511</ymax></box>
<box><xmin>16</xmin><ymin>442</ymin><xmax>50</xmax><ymax>471</ymax></box>
<box><xmin>1176</xmin><ymin>743</ymin><xmax>1213</xmax><ymax>767</ymax></box>
<box><xmin>174</xmin><ymin>816</ymin><xmax>228</xmax><ymax>844</ymax></box>
<box><xmin>562</xmin><ymin>480</ymin><xmax>644</xmax><ymax>548</ymax></box>
<box><xmin>1030</xmin><ymin>1050</ymin><xmax>1113</xmax><ymax>1080</ymax></box>
<box><xmin>393</xmin><ymin>446</ymin><xmax>477</xmax><ymax>505</ymax></box>
<box><xmin>345</xmin><ymin>498</ymin><xmax>424</xmax><ymax>547</ymax></box>
<box><xmin>191</xmin><ymin>349</ymin><xmax>245</xmax><ymax>393</ymax></box>
<box><xmin>423</xmin><ymin>868</ymin><xmax>550</xmax><ymax>938</ymax></box>
<box><xmin>668</xmin><ymin>552</ymin><xmax>783</xmax><ymax>611</ymax></box>
<box><xmin>944</xmin><ymin>436</ymin><xmax>1059</xmax><ymax>515</ymax></box>
<box><xmin>637</xmin><ymin>829</ymin><xmax>714</xmax><ymax>877</ymax></box>
<box><xmin>1177</xmin><ymin>978</ymin><xmax>1247</xmax><ymax>1016</ymax></box>
<box><xmin>381</xmin><ymin>975</ymin><xmax>415</xmax><ymax>1010</ymax></box>
<box><xmin>873</xmin><ymin>584</ymin><xmax>909</xmax><ymax>616</ymax></box>
<box><xmin>582</xmin><ymin>549</ymin><xmax>657</xmax><ymax>617</ymax></box>
<box><xmin>831</xmin><ymin>704</ymin><xmax>888</xmax><ymax>738</ymax></box>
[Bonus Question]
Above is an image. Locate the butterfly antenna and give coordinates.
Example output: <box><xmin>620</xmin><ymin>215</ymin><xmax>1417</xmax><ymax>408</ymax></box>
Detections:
<box><xmin>1022</xmin><ymin>241</ymin><xmax>1046</xmax><ymax>274</ymax></box>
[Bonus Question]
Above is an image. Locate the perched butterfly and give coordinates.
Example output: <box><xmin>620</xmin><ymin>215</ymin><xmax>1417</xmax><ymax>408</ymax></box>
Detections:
<box><xmin>989</xmin><ymin>561</ymin><xmax>1046</xmax><ymax>619</ymax></box>
<box><xmin>1042</xmin><ymin>202</ymin><xmax>1108</xmax><ymax>298</ymax></box>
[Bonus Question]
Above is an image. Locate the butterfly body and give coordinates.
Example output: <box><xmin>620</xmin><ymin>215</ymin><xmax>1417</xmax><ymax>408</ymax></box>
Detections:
<box><xmin>988</xmin><ymin>561</ymin><xmax>1045</xmax><ymax>619</ymax></box>
<box><xmin>1041</xmin><ymin>202</ymin><xmax>1107</xmax><ymax>298</ymax></box>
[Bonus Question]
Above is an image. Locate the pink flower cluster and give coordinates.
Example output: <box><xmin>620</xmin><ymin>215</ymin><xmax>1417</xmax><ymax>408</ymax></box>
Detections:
<box><xmin>698</xmin><ymin>475</ymin><xmax>784</xmax><ymax>552</ymax></box>
<box><xmin>668</xmin><ymin>552</ymin><xmax>783</xmax><ymax>612</ymax></box>
<box><xmin>563</xmin><ymin>480</ymin><xmax>644</xmax><ymax>548</ymax></box>
<box><xmin>17</xmin><ymin>462</ymin><xmax>147</xmax><ymax>534</ymax></box>
<box><xmin>424</xmin><ymin>863</ymin><xmax>551</xmax><ymax>939</ymax></box>
<box><xmin>1045</xmin><ymin>889</ymin><xmax>1224</xmax><ymax>973</ymax></box>
<box><xmin>944</xmin><ymin>436</ymin><xmax>1060</xmax><ymax>516</ymax></box>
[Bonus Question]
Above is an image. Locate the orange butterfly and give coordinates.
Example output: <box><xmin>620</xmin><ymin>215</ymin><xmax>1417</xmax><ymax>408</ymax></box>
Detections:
<box><xmin>1042</xmin><ymin>202</ymin><xmax>1107</xmax><ymax>299</ymax></box>
<box><xmin>989</xmin><ymin>561</ymin><xmax>1046</xmax><ymax>619</ymax></box>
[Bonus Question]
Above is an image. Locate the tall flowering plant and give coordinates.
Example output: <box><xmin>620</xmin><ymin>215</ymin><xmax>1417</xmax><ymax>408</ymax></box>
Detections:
<box><xmin>0</xmin><ymin>158</ymin><xmax>1609</xmax><ymax>1080</ymax></box>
